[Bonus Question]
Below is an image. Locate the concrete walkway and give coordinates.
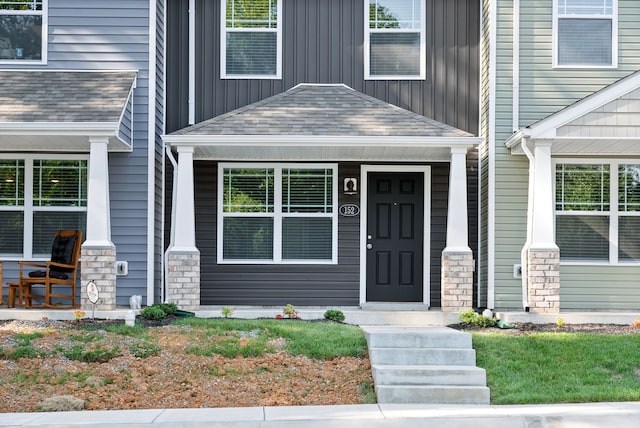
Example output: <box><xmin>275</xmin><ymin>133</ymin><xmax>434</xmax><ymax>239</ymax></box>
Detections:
<box><xmin>1</xmin><ymin>402</ymin><xmax>640</xmax><ymax>427</ymax></box>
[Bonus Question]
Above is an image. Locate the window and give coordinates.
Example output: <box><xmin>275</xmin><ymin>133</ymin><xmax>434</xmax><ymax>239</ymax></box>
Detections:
<box><xmin>218</xmin><ymin>164</ymin><xmax>337</xmax><ymax>263</ymax></box>
<box><xmin>221</xmin><ymin>0</ymin><xmax>282</xmax><ymax>79</ymax></box>
<box><xmin>0</xmin><ymin>0</ymin><xmax>46</xmax><ymax>63</ymax></box>
<box><xmin>0</xmin><ymin>156</ymin><xmax>87</xmax><ymax>258</ymax></box>
<box><xmin>555</xmin><ymin>161</ymin><xmax>640</xmax><ymax>263</ymax></box>
<box><xmin>554</xmin><ymin>0</ymin><xmax>617</xmax><ymax>67</ymax></box>
<box><xmin>365</xmin><ymin>0</ymin><xmax>425</xmax><ymax>79</ymax></box>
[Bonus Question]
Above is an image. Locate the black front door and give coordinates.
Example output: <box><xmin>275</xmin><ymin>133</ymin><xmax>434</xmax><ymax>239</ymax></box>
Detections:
<box><xmin>366</xmin><ymin>172</ymin><xmax>424</xmax><ymax>302</ymax></box>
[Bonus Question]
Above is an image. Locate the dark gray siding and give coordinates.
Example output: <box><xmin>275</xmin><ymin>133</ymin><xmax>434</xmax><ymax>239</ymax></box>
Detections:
<box><xmin>189</xmin><ymin>162</ymin><xmax>457</xmax><ymax>306</ymax></box>
<box><xmin>166</xmin><ymin>0</ymin><xmax>480</xmax><ymax>135</ymax></box>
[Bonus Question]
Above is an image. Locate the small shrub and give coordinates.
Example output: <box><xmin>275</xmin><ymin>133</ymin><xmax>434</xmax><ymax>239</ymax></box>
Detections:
<box><xmin>283</xmin><ymin>304</ymin><xmax>299</xmax><ymax>319</ymax></box>
<box><xmin>324</xmin><ymin>309</ymin><xmax>345</xmax><ymax>323</ymax></box>
<box><xmin>222</xmin><ymin>306</ymin><xmax>235</xmax><ymax>318</ymax></box>
<box><xmin>459</xmin><ymin>309</ymin><xmax>496</xmax><ymax>328</ymax></box>
<box><xmin>556</xmin><ymin>317</ymin><xmax>565</xmax><ymax>328</ymax></box>
<box><xmin>630</xmin><ymin>317</ymin><xmax>640</xmax><ymax>328</ymax></box>
<box><xmin>157</xmin><ymin>303</ymin><xmax>178</xmax><ymax>315</ymax></box>
<box><xmin>141</xmin><ymin>305</ymin><xmax>167</xmax><ymax>320</ymax></box>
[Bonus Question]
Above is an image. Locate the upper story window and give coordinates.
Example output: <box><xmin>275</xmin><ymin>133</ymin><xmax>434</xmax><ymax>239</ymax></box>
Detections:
<box><xmin>554</xmin><ymin>0</ymin><xmax>617</xmax><ymax>68</ymax></box>
<box><xmin>365</xmin><ymin>0</ymin><xmax>425</xmax><ymax>80</ymax></box>
<box><xmin>221</xmin><ymin>0</ymin><xmax>282</xmax><ymax>79</ymax></box>
<box><xmin>0</xmin><ymin>0</ymin><xmax>47</xmax><ymax>63</ymax></box>
<box><xmin>554</xmin><ymin>161</ymin><xmax>640</xmax><ymax>264</ymax></box>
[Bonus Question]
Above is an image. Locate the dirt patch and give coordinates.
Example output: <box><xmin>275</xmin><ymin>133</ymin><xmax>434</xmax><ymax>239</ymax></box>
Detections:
<box><xmin>0</xmin><ymin>319</ymin><xmax>373</xmax><ymax>413</ymax></box>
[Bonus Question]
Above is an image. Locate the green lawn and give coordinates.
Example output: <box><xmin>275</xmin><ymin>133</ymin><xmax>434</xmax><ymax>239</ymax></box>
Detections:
<box><xmin>173</xmin><ymin>317</ymin><xmax>368</xmax><ymax>359</ymax></box>
<box><xmin>473</xmin><ymin>332</ymin><xmax>640</xmax><ymax>404</ymax></box>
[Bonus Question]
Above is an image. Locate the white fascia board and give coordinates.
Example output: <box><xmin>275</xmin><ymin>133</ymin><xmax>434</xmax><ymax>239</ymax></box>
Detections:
<box><xmin>164</xmin><ymin>135</ymin><xmax>482</xmax><ymax>148</ymax></box>
<box><xmin>505</xmin><ymin>129</ymin><xmax>530</xmax><ymax>149</ymax></box>
<box><xmin>0</xmin><ymin>122</ymin><xmax>121</xmax><ymax>135</ymax></box>
<box><xmin>524</xmin><ymin>72</ymin><xmax>640</xmax><ymax>139</ymax></box>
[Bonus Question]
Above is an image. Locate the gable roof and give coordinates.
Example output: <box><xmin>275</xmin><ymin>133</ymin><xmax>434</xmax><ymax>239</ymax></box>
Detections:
<box><xmin>0</xmin><ymin>70</ymin><xmax>137</xmax><ymax>151</ymax></box>
<box><xmin>165</xmin><ymin>84</ymin><xmax>479</xmax><ymax>161</ymax></box>
<box><xmin>506</xmin><ymin>70</ymin><xmax>640</xmax><ymax>155</ymax></box>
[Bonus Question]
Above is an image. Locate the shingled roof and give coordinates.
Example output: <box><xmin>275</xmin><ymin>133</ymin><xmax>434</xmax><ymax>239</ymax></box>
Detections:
<box><xmin>0</xmin><ymin>70</ymin><xmax>136</xmax><ymax>123</ymax></box>
<box><xmin>172</xmin><ymin>84</ymin><xmax>472</xmax><ymax>138</ymax></box>
<box><xmin>0</xmin><ymin>70</ymin><xmax>137</xmax><ymax>151</ymax></box>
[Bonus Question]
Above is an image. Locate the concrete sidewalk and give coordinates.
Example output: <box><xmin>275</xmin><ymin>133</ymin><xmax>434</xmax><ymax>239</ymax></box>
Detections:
<box><xmin>1</xmin><ymin>402</ymin><xmax>640</xmax><ymax>427</ymax></box>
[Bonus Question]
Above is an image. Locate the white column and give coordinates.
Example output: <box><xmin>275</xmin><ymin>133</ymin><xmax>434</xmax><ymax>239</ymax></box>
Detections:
<box><xmin>85</xmin><ymin>138</ymin><xmax>112</xmax><ymax>247</ymax></box>
<box><xmin>531</xmin><ymin>141</ymin><xmax>557</xmax><ymax>248</ymax></box>
<box><xmin>445</xmin><ymin>147</ymin><xmax>471</xmax><ymax>252</ymax></box>
<box><xmin>172</xmin><ymin>146</ymin><xmax>197</xmax><ymax>251</ymax></box>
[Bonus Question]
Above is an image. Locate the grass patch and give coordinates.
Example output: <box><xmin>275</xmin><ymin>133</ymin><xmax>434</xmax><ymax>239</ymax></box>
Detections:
<box><xmin>176</xmin><ymin>318</ymin><xmax>367</xmax><ymax>359</ymax></box>
<box><xmin>473</xmin><ymin>332</ymin><xmax>640</xmax><ymax>404</ymax></box>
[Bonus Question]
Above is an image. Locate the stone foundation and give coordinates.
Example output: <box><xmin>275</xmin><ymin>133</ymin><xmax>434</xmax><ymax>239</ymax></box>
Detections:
<box><xmin>166</xmin><ymin>250</ymin><xmax>200</xmax><ymax>311</ymax></box>
<box><xmin>81</xmin><ymin>246</ymin><xmax>116</xmax><ymax>311</ymax></box>
<box><xmin>527</xmin><ymin>247</ymin><xmax>560</xmax><ymax>314</ymax></box>
<box><xmin>441</xmin><ymin>250</ymin><xmax>474</xmax><ymax>312</ymax></box>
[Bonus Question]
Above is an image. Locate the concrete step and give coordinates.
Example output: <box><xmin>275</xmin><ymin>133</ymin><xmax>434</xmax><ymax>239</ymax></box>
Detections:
<box><xmin>375</xmin><ymin>385</ymin><xmax>490</xmax><ymax>405</ymax></box>
<box><xmin>371</xmin><ymin>364</ymin><xmax>487</xmax><ymax>386</ymax></box>
<box><xmin>363</xmin><ymin>327</ymin><xmax>472</xmax><ymax>349</ymax></box>
<box><xmin>368</xmin><ymin>347</ymin><xmax>476</xmax><ymax>366</ymax></box>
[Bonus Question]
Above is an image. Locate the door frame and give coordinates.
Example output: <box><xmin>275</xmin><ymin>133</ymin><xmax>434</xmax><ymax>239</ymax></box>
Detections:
<box><xmin>359</xmin><ymin>165</ymin><xmax>431</xmax><ymax>306</ymax></box>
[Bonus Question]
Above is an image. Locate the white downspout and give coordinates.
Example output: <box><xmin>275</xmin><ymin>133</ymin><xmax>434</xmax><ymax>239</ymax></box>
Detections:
<box><xmin>163</xmin><ymin>146</ymin><xmax>179</xmax><ymax>304</ymax></box>
<box><xmin>520</xmin><ymin>137</ymin><xmax>534</xmax><ymax>310</ymax></box>
<box><xmin>147</xmin><ymin>0</ymin><xmax>158</xmax><ymax>306</ymax></box>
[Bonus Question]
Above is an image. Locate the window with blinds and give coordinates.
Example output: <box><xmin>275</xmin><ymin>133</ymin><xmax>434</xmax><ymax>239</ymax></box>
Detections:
<box><xmin>219</xmin><ymin>164</ymin><xmax>337</xmax><ymax>264</ymax></box>
<box><xmin>365</xmin><ymin>0</ymin><xmax>425</xmax><ymax>79</ymax></box>
<box><xmin>221</xmin><ymin>0</ymin><xmax>281</xmax><ymax>79</ymax></box>
<box><xmin>555</xmin><ymin>0</ymin><xmax>616</xmax><ymax>67</ymax></box>
<box><xmin>555</xmin><ymin>161</ymin><xmax>640</xmax><ymax>264</ymax></box>
<box><xmin>0</xmin><ymin>0</ymin><xmax>45</xmax><ymax>62</ymax></box>
<box><xmin>0</xmin><ymin>157</ymin><xmax>87</xmax><ymax>258</ymax></box>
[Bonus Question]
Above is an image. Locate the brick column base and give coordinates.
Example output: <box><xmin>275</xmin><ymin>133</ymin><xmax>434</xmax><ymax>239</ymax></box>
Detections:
<box><xmin>441</xmin><ymin>250</ymin><xmax>473</xmax><ymax>312</ymax></box>
<box><xmin>81</xmin><ymin>246</ymin><xmax>116</xmax><ymax>311</ymax></box>
<box><xmin>166</xmin><ymin>250</ymin><xmax>200</xmax><ymax>311</ymax></box>
<box><xmin>527</xmin><ymin>247</ymin><xmax>560</xmax><ymax>314</ymax></box>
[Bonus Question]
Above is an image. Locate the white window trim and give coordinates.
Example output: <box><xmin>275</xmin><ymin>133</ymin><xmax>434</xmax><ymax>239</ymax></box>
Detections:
<box><xmin>0</xmin><ymin>0</ymin><xmax>48</xmax><ymax>65</ymax></box>
<box><xmin>217</xmin><ymin>162</ymin><xmax>338</xmax><ymax>264</ymax></box>
<box><xmin>0</xmin><ymin>153</ymin><xmax>88</xmax><ymax>260</ymax></box>
<box><xmin>364</xmin><ymin>0</ymin><xmax>426</xmax><ymax>80</ymax></box>
<box><xmin>553</xmin><ymin>158</ymin><xmax>640</xmax><ymax>266</ymax></box>
<box><xmin>552</xmin><ymin>0</ymin><xmax>618</xmax><ymax>69</ymax></box>
<box><xmin>220</xmin><ymin>0</ymin><xmax>283</xmax><ymax>80</ymax></box>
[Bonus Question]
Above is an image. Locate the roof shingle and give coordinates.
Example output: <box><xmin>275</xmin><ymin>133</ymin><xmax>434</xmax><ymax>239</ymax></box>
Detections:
<box><xmin>0</xmin><ymin>70</ymin><xmax>136</xmax><ymax>123</ymax></box>
<box><xmin>172</xmin><ymin>84</ymin><xmax>472</xmax><ymax>138</ymax></box>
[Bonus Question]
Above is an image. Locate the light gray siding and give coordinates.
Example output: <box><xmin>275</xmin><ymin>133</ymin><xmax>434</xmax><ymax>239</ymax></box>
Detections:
<box><xmin>1</xmin><ymin>0</ymin><xmax>156</xmax><ymax>305</ymax></box>
<box><xmin>518</xmin><ymin>0</ymin><xmax>640</xmax><ymax>126</ymax></box>
<box><xmin>487</xmin><ymin>0</ymin><xmax>640</xmax><ymax>310</ymax></box>
<box><xmin>561</xmin><ymin>266</ymin><xmax>640</xmax><ymax>310</ymax></box>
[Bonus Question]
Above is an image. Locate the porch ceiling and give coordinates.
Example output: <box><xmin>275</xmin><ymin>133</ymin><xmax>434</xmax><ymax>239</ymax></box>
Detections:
<box><xmin>164</xmin><ymin>84</ymin><xmax>480</xmax><ymax>161</ymax></box>
<box><xmin>0</xmin><ymin>70</ymin><xmax>137</xmax><ymax>152</ymax></box>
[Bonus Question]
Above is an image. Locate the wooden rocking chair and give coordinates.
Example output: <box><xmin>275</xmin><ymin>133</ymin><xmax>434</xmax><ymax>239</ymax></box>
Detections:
<box><xmin>18</xmin><ymin>230</ymin><xmax>82</xmax><ymax>308</ymax></box>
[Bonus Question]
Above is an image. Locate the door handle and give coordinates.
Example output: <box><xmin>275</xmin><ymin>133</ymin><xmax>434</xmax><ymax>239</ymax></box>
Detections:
<box><xmin>366</xmin><ymin>243</ymin><xmax>373</xmax><ymax>250</ymax></box>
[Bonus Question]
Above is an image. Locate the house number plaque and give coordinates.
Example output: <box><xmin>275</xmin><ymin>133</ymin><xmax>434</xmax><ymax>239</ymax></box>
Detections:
<box><xmin>339</xmin><ymin>204</ymin><xmax>360</xmax><ymax>217</ymax></box>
